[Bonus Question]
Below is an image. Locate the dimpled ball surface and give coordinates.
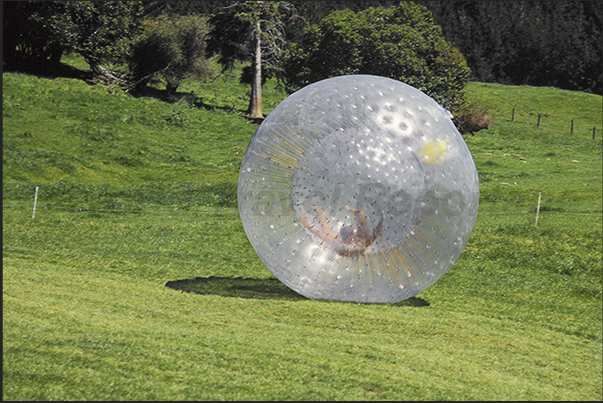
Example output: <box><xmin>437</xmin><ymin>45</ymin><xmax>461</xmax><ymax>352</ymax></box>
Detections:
<box><xmin>238</xmin><ymin>75</ymin><xmax>479</xmax><ymax>303</ymax></box>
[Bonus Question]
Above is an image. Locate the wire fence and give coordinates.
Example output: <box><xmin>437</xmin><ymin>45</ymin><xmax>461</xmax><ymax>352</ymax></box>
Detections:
<box><xmin>4</xmin><ymin>201</ymin><xmax>600</xmax><ymax>222</ymax></box>
<box><xmin>3</xmin><ymin>203</ymin><xmax>240</xmax><ymax>217</ymax></box>
<box><xmin>4</xmin><ymin>180</ymin><xmax>601</xmax><ymax>233</ymax></box>
<box><xmin>510</xmin><ymin>108</ymin><xmax>600</xmax><ymax>139</ymax></box>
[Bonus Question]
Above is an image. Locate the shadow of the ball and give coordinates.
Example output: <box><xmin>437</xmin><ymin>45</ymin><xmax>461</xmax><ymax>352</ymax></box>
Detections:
<box><xmin>165</xmin><ymin>276</ymin><xmax>429</xmax><ymax>307</ymax></box>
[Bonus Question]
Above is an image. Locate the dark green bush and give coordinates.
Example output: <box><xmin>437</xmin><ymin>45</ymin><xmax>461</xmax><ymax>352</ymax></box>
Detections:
<box><xmin>3</xmin><ymin>1</ymin><xmax>143</xmax><ymax>74</ymax></box>
<box><xmin>283</xmin><ymin>2</ymin><xmax>471</xmax><ymax>111</ymax></box>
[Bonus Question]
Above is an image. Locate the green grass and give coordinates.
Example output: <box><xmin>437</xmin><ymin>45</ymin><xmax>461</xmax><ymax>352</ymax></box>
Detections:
<box><xmin>3</xmin><ymin>57</ymin><xmax>602</xmax><ymax>400</ymax></box>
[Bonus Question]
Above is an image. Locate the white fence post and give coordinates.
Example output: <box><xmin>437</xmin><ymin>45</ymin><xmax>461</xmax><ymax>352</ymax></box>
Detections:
<box><xmin>535</xmin><ymin>192</ymin><xmax>541</xmax><ymax>227</ymax></box>
<box><xmin>32</xmin><ymin>186</ymin><xmax>39</xmax><ymax>219</ymax></box>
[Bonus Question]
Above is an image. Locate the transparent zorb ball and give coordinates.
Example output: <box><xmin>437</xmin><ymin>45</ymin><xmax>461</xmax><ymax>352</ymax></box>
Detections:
<box><xmin>238</xmin><ymin>75</ymin><xmax>479</xmax><ymax>303</ymax></box>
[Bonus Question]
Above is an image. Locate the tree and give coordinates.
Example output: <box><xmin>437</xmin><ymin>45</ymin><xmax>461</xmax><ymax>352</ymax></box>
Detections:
<box><xmin>3</xmin><ymin>1</ymin><xmax>70</xmax><ymax>72</ymax></box>
<box><xmin>284</xmin><ymin>2</ymin><xmax>471</xmax><ymax>111</ymax></box>
<box><xmin>206</xmin><ymin>1</ymin><xmax>303</xmax><ymax>118</ymax></box>
<box><xmin>129</xmin><ymin>15</ymin><xmax>215</xmax><ymax>95</ymax></box>
<box><xmin>44</xmin><ymin>1</ymin><xmax>143</xmax><ymax>74</ymax></box>
<box><xmin>3</xmin><ymin>1</ymin><xmax>143</xmax><ymax>75</ymax></box>
<box><xmin>142</xmin><ymin>1</ymin><xmax>236</xmax><ymax>18</ymax></box>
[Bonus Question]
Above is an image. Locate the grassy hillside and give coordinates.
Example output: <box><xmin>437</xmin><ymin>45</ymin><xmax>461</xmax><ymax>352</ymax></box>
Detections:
<box><xmin>3</xmin><ymin>60</ymin><xmax>602</xmax><ymax>400</ymax></box>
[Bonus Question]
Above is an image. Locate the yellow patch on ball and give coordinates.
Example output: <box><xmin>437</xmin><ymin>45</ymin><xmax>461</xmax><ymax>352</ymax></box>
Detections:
<box><xmin>420</xmin><ymin>139</ymin><xmax>448</xmax><ymax>163</ymax></box>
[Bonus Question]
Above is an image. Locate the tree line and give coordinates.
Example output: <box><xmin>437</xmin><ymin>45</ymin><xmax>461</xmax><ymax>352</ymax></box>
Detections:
<box><xmin>138</xmin><ymin>0</ymin><xmax>603</xmax><ymax>95</ymax></box>
<box><xmin>3</xmin><ymin>1</ymin><xmax>600</xmax><ymax>128</ymax></box>
<box><xmin>418</xmin><ymin>1</ymin><xmax>602</xmax><ymax>95</ymax></box>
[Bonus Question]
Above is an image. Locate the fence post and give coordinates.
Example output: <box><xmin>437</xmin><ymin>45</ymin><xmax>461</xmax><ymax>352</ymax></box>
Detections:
<box><xmin>594</xmin><ymin>127</ymin><xmax>597</xmax><ymax>140</ymax></box>
<box><xmin>511</xmin><ymin>108</ymin><xmax>515</xmax><ymax>122</ymax></box>
<box><xmin>32</xmin><ymin>186</ymin><xmax>39</xmax><ymax>219</ymax></box>
<box><xmin>571</xmin><ymin>120</ymin><xmax>574</xmax><ymax>134</ymax></box>
<box><xmin>537</xmin><ymin>114</ymin><xmax>541</xmax><ymax>127</ymax></box>
<box><xmin>535</xmin><ymin>192</ymin><xmax>541</xmax><ymax>227</ymax></box>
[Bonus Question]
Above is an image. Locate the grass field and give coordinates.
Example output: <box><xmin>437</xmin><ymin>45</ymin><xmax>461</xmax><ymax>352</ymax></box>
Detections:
<box><xmin>3</xmin><ymin>56</ymin><xmax>602</xmax><ymax>400</ymax></box>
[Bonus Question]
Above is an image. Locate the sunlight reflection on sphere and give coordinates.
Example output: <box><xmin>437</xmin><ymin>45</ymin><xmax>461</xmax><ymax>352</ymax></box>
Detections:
<box><xmin>238</xmin><ymin>75</ymin><xmax>479</xmax><ymax>303</ymax></box>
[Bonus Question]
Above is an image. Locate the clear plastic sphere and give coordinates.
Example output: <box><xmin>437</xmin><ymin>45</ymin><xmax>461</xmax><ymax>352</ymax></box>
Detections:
<box><xmin>238</xmin><ymin>75</ymin><xmax>479</xmax><ymax>303</ymax></box>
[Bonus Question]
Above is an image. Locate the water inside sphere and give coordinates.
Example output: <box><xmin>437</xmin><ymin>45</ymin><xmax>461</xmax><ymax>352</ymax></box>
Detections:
<box><xmin>238</xmin><ymin>75</ymin><xmax>479</xmax><ymax>303</ymax></box>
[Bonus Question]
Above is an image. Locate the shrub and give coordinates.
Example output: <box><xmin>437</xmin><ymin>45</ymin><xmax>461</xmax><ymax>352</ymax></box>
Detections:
<box><xmin>129</xmin><ymin>15</ymin><xmax>216</xmax><ymax>95</ymax></box>
<box><xmin>451</xmin><ymin>100</ymin><xmax>492</xmax><ymax>135</ymax></box>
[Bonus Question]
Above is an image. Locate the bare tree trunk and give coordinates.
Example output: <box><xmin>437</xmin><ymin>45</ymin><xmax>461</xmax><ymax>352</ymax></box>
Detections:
<box><xmin>248</xmin><ymin>21</ymin><xmax>263</xmax><ymax>119</ymax></box>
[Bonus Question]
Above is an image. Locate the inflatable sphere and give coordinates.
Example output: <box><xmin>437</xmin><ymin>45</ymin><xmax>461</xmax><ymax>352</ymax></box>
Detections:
<box><xmin>238</xmin><ymin>75</ymin><xmax>479</xmax><ymax>303</ymax></box>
